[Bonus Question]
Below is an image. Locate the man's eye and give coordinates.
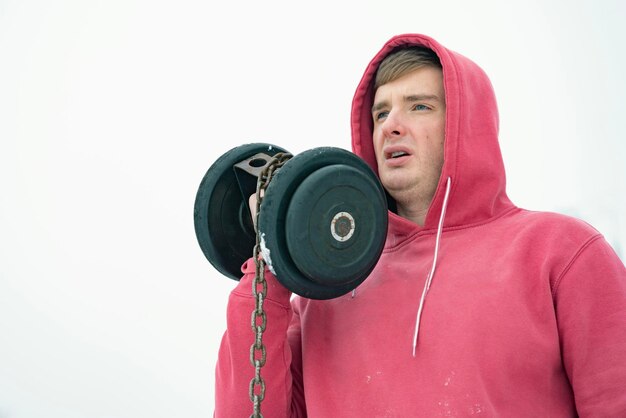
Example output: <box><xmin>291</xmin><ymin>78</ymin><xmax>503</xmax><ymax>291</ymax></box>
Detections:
<box><xmin>413</xmin><ymin>104</ymin><xmax>429</xmax><ymax>111</ymax></box>
<box><xmin>374</xmin><ymin>111</ymin><xmax>389</xmax><ymax>121</ymax></box>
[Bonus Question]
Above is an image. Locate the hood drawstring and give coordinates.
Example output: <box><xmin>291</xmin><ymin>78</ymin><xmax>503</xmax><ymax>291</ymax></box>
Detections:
<box><xmin>412</xmin><ymin>176</ymin><xmax>452</xmax><ymax>356</ymax></box>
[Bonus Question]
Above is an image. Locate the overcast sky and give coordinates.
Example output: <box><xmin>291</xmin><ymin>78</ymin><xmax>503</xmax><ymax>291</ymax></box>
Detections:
<box><xmin>1</xmin><ymin>0</ymin><xmax>624</xmax><ymax>417</ymax></box>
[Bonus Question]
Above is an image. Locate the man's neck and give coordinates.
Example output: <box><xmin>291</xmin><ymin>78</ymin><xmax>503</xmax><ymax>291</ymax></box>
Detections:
<box><xmin>396</xmin><ymin>203</ymin><xmax>428</xmax><ymax>226</ymax></box>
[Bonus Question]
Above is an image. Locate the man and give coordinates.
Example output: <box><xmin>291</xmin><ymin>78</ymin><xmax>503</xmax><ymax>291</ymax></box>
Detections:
<box><xmin>214</xmin><ymin>34</ymin><xmax>626</xmax><ymax>417</ymax></box>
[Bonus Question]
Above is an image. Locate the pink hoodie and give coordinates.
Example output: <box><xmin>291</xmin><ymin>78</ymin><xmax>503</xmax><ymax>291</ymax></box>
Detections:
<box><xmin>214</xmin><ymin>34</ymin><xmax>626</xmax><ymax>417</ymax></box>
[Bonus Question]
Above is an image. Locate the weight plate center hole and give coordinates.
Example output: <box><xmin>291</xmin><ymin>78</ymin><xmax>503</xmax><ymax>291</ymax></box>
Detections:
<box><xmin>331</xmin><ymin>212</ymin><xmax>355</xmax><ymax>242</ymax></box>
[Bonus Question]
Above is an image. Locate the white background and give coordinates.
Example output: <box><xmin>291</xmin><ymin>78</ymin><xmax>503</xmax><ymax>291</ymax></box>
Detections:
<box><xmin>1</xmin><ymin>0</ymin><xmax>624</xmax><ymax>416</ymax></box>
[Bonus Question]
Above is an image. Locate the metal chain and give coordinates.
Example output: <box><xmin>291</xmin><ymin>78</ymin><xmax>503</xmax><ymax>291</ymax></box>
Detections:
<box><xmin>249</xmin><ymin>152</ymin><xmax>292</xmax><ymax>418</ymax></box>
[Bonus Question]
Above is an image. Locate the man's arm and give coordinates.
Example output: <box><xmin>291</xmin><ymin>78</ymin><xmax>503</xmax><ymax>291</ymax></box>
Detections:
<box><xmin>555</xmin><ymin>236</ymin><xmax>626</xmax><ymax>417</ymax></box>
<box><xmin>214</xmin><ymin>258</ymin><xmax>306</xmax><ymax>417</ymax></box>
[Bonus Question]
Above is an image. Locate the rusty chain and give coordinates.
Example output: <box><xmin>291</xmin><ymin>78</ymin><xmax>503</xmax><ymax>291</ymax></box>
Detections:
<box><xmin>249</xmin><ymin>152</ymin><xmax>292</xmax><ymax>418</ymax></box>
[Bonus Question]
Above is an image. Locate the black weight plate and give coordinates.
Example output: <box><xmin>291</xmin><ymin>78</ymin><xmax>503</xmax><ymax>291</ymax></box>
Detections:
<box><xmin>258</xmin><ymin>147</ymin><xmax>387</xmax><ymax>299</ymax></box>
<box><xmin>285</xmin><ymin>164</ymin><xmax>387</xmax><ymax>286</ymax></box>
<box><xmin>193</xmin><ymin>143</ymin><xmax>288</xmax><ymax>280</ymax></box>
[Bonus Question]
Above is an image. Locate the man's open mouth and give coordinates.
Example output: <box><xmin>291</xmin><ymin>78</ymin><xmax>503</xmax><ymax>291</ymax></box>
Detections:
<box><xmin>389</xmin><ymin>151</ymin><xmax>409</xmax><ymax>159</ymax></box>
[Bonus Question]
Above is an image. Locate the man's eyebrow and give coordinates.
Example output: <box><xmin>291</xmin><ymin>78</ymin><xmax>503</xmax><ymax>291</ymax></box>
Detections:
<box><xmin>405</xmin><ymin>94</ymin><xmax>441</xmax><ymax>103</ymax></box>
<box><xmin>371</xmin><ymin>94</ymin><xmax>442</xmax><ymax>113</ymax></box>
<box><xmin>371</xmin><ymin>101</ymin><xmax>388</xmax><ymax>114</ymax></box>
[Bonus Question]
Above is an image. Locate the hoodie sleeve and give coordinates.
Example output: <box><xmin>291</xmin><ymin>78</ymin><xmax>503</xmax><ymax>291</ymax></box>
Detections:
<box><xmin>554</xmin><ymin>235</ymin><xmax>626</xmax><ymax>417</ymax></box>
<box><xmin>214</xmin><ymin>258</ymin><xmax>307</xmax><ymax>417</ymax></box>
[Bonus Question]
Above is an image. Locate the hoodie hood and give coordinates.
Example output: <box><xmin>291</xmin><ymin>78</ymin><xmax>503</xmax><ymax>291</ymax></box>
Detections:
<box><xmin>351</xmin><ymin>34</ymin><xmax>514</xmax><ymax>234</ymax></box>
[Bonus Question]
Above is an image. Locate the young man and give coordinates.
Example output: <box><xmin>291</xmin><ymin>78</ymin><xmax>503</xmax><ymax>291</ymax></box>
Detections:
<box><xmin>214</xmin><ymin>34</ymin><xmax>626</xmax><ymax>417</ymax></box>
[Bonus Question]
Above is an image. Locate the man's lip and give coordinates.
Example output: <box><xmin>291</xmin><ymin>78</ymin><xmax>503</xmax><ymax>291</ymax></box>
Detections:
<box><xmin>384</xmin><ymin>154</ymin><xmax>411</xmax><ymax>167</ymax></box>
<box><xmin>383</xmin><ymin>146</ymin><xmax>412</xmax><ymax>160</ymax></box>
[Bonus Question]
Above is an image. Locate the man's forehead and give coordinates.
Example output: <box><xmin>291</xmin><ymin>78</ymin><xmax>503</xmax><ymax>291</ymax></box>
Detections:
<box><xmin>372</xmin><ymin>94</ymin><xmax>442</xmax><ymax>113</ymax></box>
<box><xmin>372</xmin><ymin>68</ymin><xmax>445</xmax><ymax>108</ymax></box>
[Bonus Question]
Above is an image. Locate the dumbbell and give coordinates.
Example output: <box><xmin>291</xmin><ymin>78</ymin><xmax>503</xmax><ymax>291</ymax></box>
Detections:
<box><xmin>193</xmin><ymin>143</ymin><xmax>388</xmax><ymax>300</ymax></box>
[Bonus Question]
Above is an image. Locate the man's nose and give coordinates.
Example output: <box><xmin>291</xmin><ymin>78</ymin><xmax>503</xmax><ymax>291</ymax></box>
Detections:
<box><xmin>381</xmin><ymin>111</ymin><xmax>405</xmax><ymax>137</ymax></box>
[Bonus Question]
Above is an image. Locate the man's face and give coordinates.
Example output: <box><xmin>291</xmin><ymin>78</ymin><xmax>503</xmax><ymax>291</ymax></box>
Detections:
<box><xmin>371</xmin><ymin>66</ymin><xmax>446</xmax><ymax>208</ymax></box>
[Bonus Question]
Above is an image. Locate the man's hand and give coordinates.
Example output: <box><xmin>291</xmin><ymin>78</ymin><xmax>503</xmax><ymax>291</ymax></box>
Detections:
<box><xmin>248</xmin><ymin>190</ymin><xmax>264</xmax><ymax>230</ymax></box>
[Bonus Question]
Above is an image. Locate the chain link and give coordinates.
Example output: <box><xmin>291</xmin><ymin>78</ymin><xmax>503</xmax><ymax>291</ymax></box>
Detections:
<box><xmin>249</xmin><ymin>152</ymin><xmax>292</xmax><ymax>418</ymax></box>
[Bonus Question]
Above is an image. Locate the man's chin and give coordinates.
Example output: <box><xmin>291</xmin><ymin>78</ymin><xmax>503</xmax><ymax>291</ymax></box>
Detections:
<box><xmin>381</xmin><ymin>182</ymin><xmax>412</xmax><ymax>201</ymax></box>
<box><xmin>380</xmin><ymin>173</ymin><xmax>413</xmax><ymax>193</ymax></box>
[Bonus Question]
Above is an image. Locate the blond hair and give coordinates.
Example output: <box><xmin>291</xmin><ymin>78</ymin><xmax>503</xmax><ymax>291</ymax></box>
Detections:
<box><xmin>374</xmin><ymin>47</ymin><xmax>442</xmax><ymax>90</ymax></box>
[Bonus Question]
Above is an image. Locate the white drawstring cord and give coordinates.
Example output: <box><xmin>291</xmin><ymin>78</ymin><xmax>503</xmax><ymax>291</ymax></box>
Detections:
<box><xmin>412</xmin><ymin>177</ymin><xmax>452</xmax><ymax>357</ymax></box>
